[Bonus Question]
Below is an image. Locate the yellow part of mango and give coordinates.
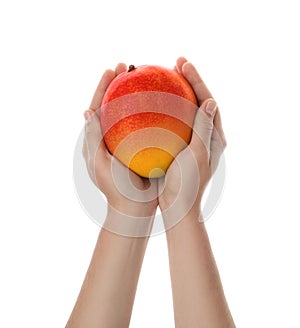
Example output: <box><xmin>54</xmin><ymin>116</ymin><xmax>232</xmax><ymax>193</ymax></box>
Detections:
<box><xmin>128</xmin><ymin>148</ymin><xmax>174</xmax><ymax>178</ymax></box>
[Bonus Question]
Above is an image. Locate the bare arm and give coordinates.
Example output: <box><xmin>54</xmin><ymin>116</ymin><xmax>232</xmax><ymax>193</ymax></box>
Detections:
<box><xmin>66</xmin><ymin>66</ymin><xmax>158</xmax><ymax>327</ymax></box>
<box><xmin>159</xmin><ymin>57</ymin><xmax>235</xmax><ymax>327</ymax></box>
<box><xmin>66</xmin><ymin>214</ymin><xmax>152</xmax><ymax>328</ymax></box>
<box><xmin>165</xmin><ymin>214</ymin><xmax>234</xmax><ymax>327</ymax></box>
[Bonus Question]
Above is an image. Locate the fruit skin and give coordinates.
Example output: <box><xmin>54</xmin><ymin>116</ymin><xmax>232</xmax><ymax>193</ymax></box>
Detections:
<box><xmin>100</xmin><ymin>65</ymin><xmax>198</xmax><ymax>178</ymax></box>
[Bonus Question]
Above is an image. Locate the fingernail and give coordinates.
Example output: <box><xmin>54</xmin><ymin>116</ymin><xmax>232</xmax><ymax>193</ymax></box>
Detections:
<box><xmin>84</xmin><ymin>112</ymin><xmax>93</xmax><ymax>121</ymax></box>
<box><xmin>205</xmin><ymin>100</ymin><xmax>217</xmax><ymax>116</ymax></box>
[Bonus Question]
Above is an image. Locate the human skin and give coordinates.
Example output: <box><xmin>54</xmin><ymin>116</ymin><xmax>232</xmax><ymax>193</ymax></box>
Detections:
<box><xmin>66</xmin><ymin>64</ymin><xmax>158</xmax><ymax>328</ymax></box>
<box><xmin>66</xmin><ymin>58</ymin><xmax>235</xmax><ymax>327</ymax></box>
<box><xmin>159</xmin><ymin>57</ymin><xmax>235</xmax><ymax>327</ymax></box>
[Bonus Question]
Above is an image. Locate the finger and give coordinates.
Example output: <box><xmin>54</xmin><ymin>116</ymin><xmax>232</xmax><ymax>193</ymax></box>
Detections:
<box><xmin>190</xmin><ymin>99</ymin><xmax>217</xmax><ymax>164</ymax></box>
<box><xmin>210</xmin><ymin>126</ymin><xmax>225</xmax><ymax>174</ymax></box>
<box><xmin>83</xmin><ymin>109</ymin><xmax>94</xmax><ymax>120</ymax></box>
<box><xmin>182</xmin><ymin>62</ymin><xmax>213</xmax><ymax>104</ymax></box>
<box><xmin>176</xmin><ymin>56</ymin><xmax>188</xmax><ymax>74</ymax></box>
<box><xmin>115</xmin><ymin>62</ymin><xmax>127</xmax><ymax>75</ymax></box>
<box><xmin>84</xmin><ymin>112</ymin><xmax>109</xmax><ymax>161</ymax></box>
<box><xmin>202</xmin><ymin>98</ymin><xmax>218</xmax><ymax>117</ymax></box>
<box><xmin>213</xmin><ymin>108</ymin><xmax>227</xmax><ymax>148</ymax></box>
<box><xmin>209</xmin><ymin>107</ymin><xmax>227</xmax><ymax>174</ymax></box>
<box><xmin>89</xmin><ymin>69</ymin><xmax>116</xmax><ymax>111</ymax></box>
<box><xmin>82</xmin><ymin>112</ymin><xmax>94</xmax><ymax>160</ymax></box>
<box><xmin>82</xmin><ymin>132</ymin><xmax>88</xmax><ymax>159</ymax></box>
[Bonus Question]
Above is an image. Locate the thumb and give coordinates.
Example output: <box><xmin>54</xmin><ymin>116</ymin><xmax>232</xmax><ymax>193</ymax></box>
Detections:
<box><xmin>82</xmin><ymin>110</ymin><xmax>108</xmax><ymax>163</ymax></box>
<box><xmin>210</xmin><ymin>123</ymin><xmax>226</xmax><ymax>174</ymax></box>
<box><xmin>190</xmin><ymin>98</ymin><xmax>217</xmax><ymax>162</ymax></box>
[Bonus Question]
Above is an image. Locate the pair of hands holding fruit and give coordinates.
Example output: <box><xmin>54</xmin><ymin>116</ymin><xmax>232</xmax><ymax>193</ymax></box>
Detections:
<box><xmin>67</xmin><ymin>58</ymin><xmax>235</xmax><ymax>328</ymax></box>
<box><xmin>82</xmin><ymin>57</ymin><xmax>226</xmax><ymax>229</ymax></box>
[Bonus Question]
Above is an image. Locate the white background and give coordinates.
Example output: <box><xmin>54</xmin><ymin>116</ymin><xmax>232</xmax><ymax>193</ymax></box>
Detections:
<box><xmin>1</xmin><ymin>0</ymin><xmax>299</xmax><ymax>327</ymax></box>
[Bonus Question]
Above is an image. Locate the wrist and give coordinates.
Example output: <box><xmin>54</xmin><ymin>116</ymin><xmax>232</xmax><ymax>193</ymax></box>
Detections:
<box><xmin>160</xmin><ymin>200</ymin><xmax>202</xmax><ymax>232</ymax></box>
<box><xmin>109</xmin><ymin>197</ymin><xmax>158</xmax><ymax>218</ymax></box>
<box><xmin>103</xmin><ymin>201</ymin><xmax>157</xmax><ymax>238</ymax></box>
<box><xmin>165</xmin><ymin>208</ymin><xmax>205</xmax><ymax>240</ymax></box>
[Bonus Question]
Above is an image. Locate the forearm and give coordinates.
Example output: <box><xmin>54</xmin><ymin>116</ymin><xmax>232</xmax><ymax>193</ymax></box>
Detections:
<box><xmin>165</xmin><ymin>212</ymin><xmax>235</xmax><ymax>328</ymax></box>
<box><xmin>66</xmin><ymin>209</ymin><xmax>153</xmax><ymax>328</ymax></box>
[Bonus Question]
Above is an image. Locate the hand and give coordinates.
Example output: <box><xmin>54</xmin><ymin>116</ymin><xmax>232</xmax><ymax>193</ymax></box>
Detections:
<box><xmin>82</xmin><ymin>64</ymin><xmax>158</xmax><ymax>223</ymax></box>
<box><xmin>158</xmin><ymin>57</ymin><xmax>226</xmax><ymax>226</ymax></box>
<box><xmin>67</xmin><ymin>65</ymin><xmax>159</xmax><ymax>328</ymax></box>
